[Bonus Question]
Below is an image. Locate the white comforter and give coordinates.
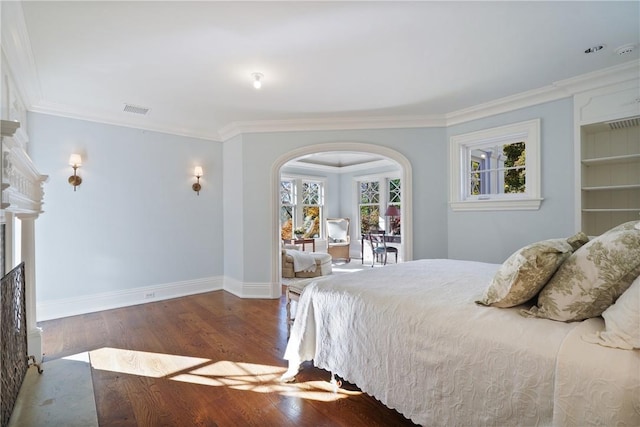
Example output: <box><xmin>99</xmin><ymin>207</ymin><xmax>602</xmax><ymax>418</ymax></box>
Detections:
<box><xmin>284</xmin><ymin>259</ymin><xmax>639</xmax><ymax>426</ymax></box>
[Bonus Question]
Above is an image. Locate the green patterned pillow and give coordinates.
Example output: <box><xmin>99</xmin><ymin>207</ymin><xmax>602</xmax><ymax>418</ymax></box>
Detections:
<box><xmin>604</xmin><ymin>220</ymin><xmax>640</xmax><ymax>233</ymax></box>
<box><xmin>476</xmin><ymin>232</ymin><xmax>589</xmax><ymax>308</ymax></box>
<box><xmin>523</xmin><ymin>221</ymin><xmax>640</xmax><ymax>322</ymax></box>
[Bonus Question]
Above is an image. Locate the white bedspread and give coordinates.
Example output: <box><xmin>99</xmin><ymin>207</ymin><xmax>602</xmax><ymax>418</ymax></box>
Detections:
<box><xmin>553</xmin><ymin>317</ymin><xmax>640</xmax><ymax>426</ymax></box>
<box><xmin>284</xmin><ymin>259</ymin><xmax>639</xmax><ymax>426</ymax></box>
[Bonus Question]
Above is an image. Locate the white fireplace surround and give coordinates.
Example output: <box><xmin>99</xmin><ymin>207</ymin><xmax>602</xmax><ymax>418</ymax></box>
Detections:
<box><xmin>1</xmin><ymin>119</ymin><xmax>48</xmax><ymax>364</ymax></box>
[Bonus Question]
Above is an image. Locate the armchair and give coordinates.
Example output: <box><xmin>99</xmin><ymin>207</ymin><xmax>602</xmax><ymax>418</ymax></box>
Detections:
<box><xmin>326</xmin><ymin>217</ymin><xmax>351</xmax><ymax>262</ymax></box>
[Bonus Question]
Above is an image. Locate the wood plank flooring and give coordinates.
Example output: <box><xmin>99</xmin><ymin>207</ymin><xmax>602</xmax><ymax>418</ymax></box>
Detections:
<box><xmin>38</xmin><ymin>289</ymin><xmax>417</xmax><ymax>426</ymax></box>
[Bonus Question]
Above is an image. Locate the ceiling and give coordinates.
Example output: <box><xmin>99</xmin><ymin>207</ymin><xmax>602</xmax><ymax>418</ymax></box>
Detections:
<box><xmin>286</xmin><ymin>151</ymin><xmax>391</xmax><ymax>172</ymax></box>
<box><xmin>6</xmin><ymin>1</ymin><xmax>640</xmax><ymax>141</ymax></box>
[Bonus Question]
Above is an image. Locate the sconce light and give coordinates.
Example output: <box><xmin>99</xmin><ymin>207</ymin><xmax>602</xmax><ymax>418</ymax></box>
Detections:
<box><xmin>251</xmin><ymin>72</ymin><xmax>263</xmax><ymax>89</ymax></box>
<box><xmin>68</xmin><ymin>154</ymin><xmax>82</xmax><ymax>191</ymax></box>
<box><xmin>192</xmin><ymin>166</ymin><xmax>203</xmax><ymax>195</ymax></box>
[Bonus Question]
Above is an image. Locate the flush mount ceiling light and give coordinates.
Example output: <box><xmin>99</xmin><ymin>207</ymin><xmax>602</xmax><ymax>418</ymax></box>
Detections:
<box><xmin>251</xmin><ymin>72</ymin><xmax>264</xmax><ymax>89</ymax></box>
<box><xmin>584</xmin><ymin>45</ymin><xmax>605</xmax><ymax>54</ymax></box>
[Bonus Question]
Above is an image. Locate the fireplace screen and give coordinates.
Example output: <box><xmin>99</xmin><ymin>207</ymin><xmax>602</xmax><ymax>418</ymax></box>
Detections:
<box><xmin>1</xmin><ymin>262</ymin><xmax>27</xmax><ymax>427</ymax></box>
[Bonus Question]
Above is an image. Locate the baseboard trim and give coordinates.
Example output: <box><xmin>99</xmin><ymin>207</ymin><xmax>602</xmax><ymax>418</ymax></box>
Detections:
<box><xmin>222</xmin><ymin>277</ymin><xmax>280</xmax><ymax>299</ymax></box>
<box><xmin>36</xmin><ymin>276</ymin><xmax>224</xmax><ymax>321</ymax></box>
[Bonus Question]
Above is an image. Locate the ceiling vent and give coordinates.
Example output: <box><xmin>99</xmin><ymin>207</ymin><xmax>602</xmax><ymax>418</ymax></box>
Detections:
<box><xmin>614</xmin><ymin>44</ymin><xmax>636</xmax><ymax>56</ymax></box>
<box><xmin>123</xmin><ymin>103</ymin><xmax>150</xmax><ymax>115</ymax></box>
<box><xmin>606</xmin><ymin>116</ymin><xmax>640</xmax><ymax>130</ymax></box>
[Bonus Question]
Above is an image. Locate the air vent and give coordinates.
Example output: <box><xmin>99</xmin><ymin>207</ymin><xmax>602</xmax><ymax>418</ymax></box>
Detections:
<box><xmin>606</xmin><ymin>117</ymin><xmax>640</xmax><ymax>130</ymax></box>
<box><xmin>614</xmin><ymin>43</ymin><xmax>636</xmax><ymax>56</ymax></box>
<box><xmin>123</xmin><ymin>103</ymin><xmax>150</xmax><ymax>115</ymax></box>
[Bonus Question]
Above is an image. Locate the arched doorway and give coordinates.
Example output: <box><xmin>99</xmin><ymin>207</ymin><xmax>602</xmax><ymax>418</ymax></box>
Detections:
<box><xmin>270</xmin><ymin>142</ymin><xmax>413</xmax><ymax>288</ymax></box>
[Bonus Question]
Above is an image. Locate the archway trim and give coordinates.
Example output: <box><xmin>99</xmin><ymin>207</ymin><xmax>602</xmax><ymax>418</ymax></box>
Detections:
<box><xmin>270</xmin><ymin>142</ymin><xmax>413</xmax><ymax>290</ymax></box>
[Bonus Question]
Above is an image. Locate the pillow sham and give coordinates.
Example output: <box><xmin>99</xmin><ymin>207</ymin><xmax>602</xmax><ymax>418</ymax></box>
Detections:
<box><xmin>582</xmin><ymin>275</ymin><xmax>640</xmax><ymax>350</ymax></box>
<box><xmin>604</xmin><ymin>219</ymin><xmax>640</xmax><ymax>234</ymax></box>
<box><xmin>523</xmin><ymin>222</ymin><xmax>640</xmax><ymax>322</ymax></box>
<box><xmin>476</xmin><ymin>232</ymin><xmax>589</xmax><ymax>308</ymax></box>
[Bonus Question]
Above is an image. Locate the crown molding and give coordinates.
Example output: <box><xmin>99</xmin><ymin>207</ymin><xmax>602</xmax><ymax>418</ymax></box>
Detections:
<box><xmin>0</xmin><ymin>1</ymin><xmax>43</xmax><ymax>108</ymax></box>
<box><xmin>4</xmin><ymin>3</ymin><xmax>637</xmax><ymax>144</ymax></box>
<box><xmin>29</xmin><ymin>100</ymin><xmax>222</xmax><ymax>142</ymax></box>
<box><xmin>217</xmin><ymin>115</ymin><xmax>447</xmax><ymax>141</ymax></box>
<box><xmin>445</xmin><ymin>60</ymin><xmax>640</xmax><ymax>126</ymax></box>
<box><xmin>444</xmin><ymin>85</ymin><xmax>568</xmax><ymax>126</ymax></box>
<box><xmin>553</xmin><ymin>60</ymin><xmax>640</xmax><ymax>95</ymax></box>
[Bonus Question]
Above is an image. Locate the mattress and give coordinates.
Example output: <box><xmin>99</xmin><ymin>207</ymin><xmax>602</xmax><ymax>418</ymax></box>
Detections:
<box><xmin>283</xmin><ymin>259</ymin><xmax>639</xmax><ymax>426</ymax></box>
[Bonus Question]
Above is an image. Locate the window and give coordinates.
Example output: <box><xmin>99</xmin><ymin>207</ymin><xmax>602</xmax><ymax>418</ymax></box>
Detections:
<box><xmin>388</xmin><ymin>178</ymin><xmax>401</xmax><ymax>235</ymax></box>
<box><xmin>280</xmin><ymin>180</ymin><xmax>295</xmax><ymax>239</ymax></box>
<box><xmin>449</xmin><ymin>119</ymin><xmax>542</xmax><ymax>211</ymax></box>
<box><xmin>280</xmin><ymin>176</ymin><xmax>325</xmax><ymax>239</ymax></box>
<box><xmin>357</xmin><ymin>176</ymin><xmax>401</xmax><ymax>235</ymax></box>
<box><xmin>359</xmin><ymin>181</ymin><xmax>380</xmax><ymax>234</ymax></box>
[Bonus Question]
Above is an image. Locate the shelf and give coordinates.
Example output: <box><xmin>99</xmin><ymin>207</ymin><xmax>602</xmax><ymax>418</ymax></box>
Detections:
<box><xmin>582</xmin><ymin>184</ymin><xmax>640</xmax><ymax>191</ymax></box>
<box><xmin>582</xmin><ymin>208</ymin><xmax>640</xmax><ymax>212</ymax></box>
<box><xmin>582</xmin><ymin>153</ymin><xmax>640</xmax><ymax>166</ymax></box>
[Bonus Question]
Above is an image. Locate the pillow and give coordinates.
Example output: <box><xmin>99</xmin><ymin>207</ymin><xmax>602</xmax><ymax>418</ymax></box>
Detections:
<box><xmin>476</xmin><ymin>232</ymin><xmax>589</xmax><ymax>308</ymax></box>
<box><xmin>523</xmin><ymin>222</ymin><xmax>640</xmax><ymax>322</ymax></box>
<box><xmin>582</xmin><ymin>275</ymin><xmax>640</xmax><ymax>349</ymax></box>
<box><xmin>603</xmin><ymin>219</ymin><xmax>640</xmax><ymax>234</ymax></box>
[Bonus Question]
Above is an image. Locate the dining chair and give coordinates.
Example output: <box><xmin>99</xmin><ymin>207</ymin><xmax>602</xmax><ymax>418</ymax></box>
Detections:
<box><xmin>367</xmin><ymin>230</ymin><xmax>398</xmax><ymax>267</ymax></box>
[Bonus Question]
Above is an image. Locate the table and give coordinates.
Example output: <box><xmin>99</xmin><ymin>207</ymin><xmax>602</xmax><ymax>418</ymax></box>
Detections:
<box><xmin>361</xmin><ymin>233</ymin><xmax>401</xmax><ymax>263</ymax></box>
<box><xmin>283</xmin><ymin>238</ymin><xmax>315</xmax><ymax>252</ymax></box>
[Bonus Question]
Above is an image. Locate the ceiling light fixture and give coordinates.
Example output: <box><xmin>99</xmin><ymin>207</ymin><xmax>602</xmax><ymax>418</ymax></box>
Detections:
<box><xmin>584</xmin><ymin>45</ymin><xmax>605</xmax><ymax>54</ymax></box>
<box><xmin>251</xmin><ymin>72</ymin><xmax>263</xmax><ymax>89</ymax></box>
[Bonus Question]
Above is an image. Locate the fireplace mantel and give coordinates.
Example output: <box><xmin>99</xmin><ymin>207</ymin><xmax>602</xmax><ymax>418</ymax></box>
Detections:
<box><xmin>1</xmin><ymin>120</ymin><xmax>48</xmax><ymax>217</ymax></box>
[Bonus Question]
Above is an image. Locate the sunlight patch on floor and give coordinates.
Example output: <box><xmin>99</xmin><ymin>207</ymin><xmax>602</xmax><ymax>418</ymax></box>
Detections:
<box><xmin>89</xmin><ymin>347</ymin><xmax>360</xmax><ymax>402</ymax></box>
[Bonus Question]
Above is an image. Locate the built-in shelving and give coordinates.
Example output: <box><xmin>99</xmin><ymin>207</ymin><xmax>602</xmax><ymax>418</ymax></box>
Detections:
<box><xmin>581</xmin><ymin>153</ymin><xmax>640</xmax><ymax>166</ymax></box>
<box><xmin>582</xmin><ymin>208</ymin><xmax>640</xmax><ymax>212</ymax></box>
<box><xmin>582</xmin><ymin>184</ymin><xmax>640</xmax><ymax>191</ymax></box>
<box><xmin>580</xmin><ymin>118</ymin><xmax>640</xmax><ymax>235</ymax></box>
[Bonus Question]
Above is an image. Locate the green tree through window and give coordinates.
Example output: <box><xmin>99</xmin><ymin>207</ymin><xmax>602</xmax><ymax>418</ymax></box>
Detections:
<box><xmin>503</xmin><ymin>142</ymin><xmax>525</xmax><ymax>193</ymax></box>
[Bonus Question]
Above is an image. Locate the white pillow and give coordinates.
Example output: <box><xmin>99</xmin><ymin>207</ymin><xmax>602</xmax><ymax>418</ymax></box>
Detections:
<box><xmin>582</xmin><ymin>275</ymin><xmax>640</xmax><ymax>350</ymax></box>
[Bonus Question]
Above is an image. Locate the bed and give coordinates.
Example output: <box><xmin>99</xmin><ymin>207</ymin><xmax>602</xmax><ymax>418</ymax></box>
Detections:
<box><xmin>282</xmin><ymin>258</ymin><xmax>640</xmax><ymax>426</ymax></box>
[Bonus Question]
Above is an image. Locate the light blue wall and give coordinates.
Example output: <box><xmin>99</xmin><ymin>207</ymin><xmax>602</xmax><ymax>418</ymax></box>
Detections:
<box><xmin>28</xmin><ymin>113</ymin><xmax>224</xmax><ymax>301</ymax></box>
<box><xmin>223</xmin><ymin>136</ymin><xmax>245</xmax><ymax>282</ymax></box>
<box><xmin>27</xmin><ymin>96</ymin><xmax>578</xmax><ymax>307</ymax></box>
<box><xmin>239</xmin><ymin>127</ymin><xmax>449</xmax><ymax>286</ymax></box>
<box><xmin>446</xmin><ymin>98</ymin><xmax>575</xmax><ymax>263</ymax></box>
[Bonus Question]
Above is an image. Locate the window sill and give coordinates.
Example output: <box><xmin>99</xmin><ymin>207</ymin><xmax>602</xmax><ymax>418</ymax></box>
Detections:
<box><xmin>450</xmin><ymin>198</ymin><xmax>543</xmax><ymax>212</ymax></box>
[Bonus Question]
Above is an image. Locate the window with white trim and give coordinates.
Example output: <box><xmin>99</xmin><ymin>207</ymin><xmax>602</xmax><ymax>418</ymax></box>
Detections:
<box><xmin>357</xmin><ymin>175</ymin><xmax>401</xmax><ymax>235</ymax></box>
<box><xmin>280</xmin><ymin>176</ymin><xmax>325</xmax><ymax>239</ymax></box>
<box><xmin>449</xmin><ymin>119</ymin><xmax>542</xmax><ymax>211</ymax></box>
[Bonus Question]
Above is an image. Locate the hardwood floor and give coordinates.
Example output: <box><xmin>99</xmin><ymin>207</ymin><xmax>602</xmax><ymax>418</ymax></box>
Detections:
<box><xmin>38</xmin><ymin>289</ymin><xmax>417</xmax><ymax>426</ymax></box>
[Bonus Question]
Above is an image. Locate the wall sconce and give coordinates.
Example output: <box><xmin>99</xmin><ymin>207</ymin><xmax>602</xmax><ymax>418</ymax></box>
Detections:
<box><xmin>192</xmin><ymin>166</ymin><xmax>203</xmax><ymax>195</ymax></box>
<box><xmin>68</xmin><ymin>154</ymin><xmax>82</xmax><ymax>191</ymax></box>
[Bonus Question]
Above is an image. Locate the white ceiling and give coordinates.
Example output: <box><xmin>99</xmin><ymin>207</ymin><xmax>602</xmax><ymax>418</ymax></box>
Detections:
<box><xmin>7</xmin><ymin>1</ymin><xmax>640</xmax><ymax>141</ymax></box>
<box><xmin>286</xmin><ymin>151</ymin><xmax>391</xmax><ymax>172</ymax></box>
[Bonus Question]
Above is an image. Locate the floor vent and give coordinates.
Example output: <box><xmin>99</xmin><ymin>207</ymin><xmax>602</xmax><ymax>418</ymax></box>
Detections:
<box><xmin>123</xmin><ymin>103</ymin><xmax>150</xmax><ymax>115</ymax></box>
<box><xmin>606</xmin><ymin>116</ymin><xmax>639</xmax><ymax>130</ymax></box>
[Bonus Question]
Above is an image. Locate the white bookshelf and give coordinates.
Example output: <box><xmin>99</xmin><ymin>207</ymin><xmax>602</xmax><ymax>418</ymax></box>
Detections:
<box><xmin>580</xmin><ymin>121</ymin><xmax>640</xmax><ymax>235</ymax></box>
